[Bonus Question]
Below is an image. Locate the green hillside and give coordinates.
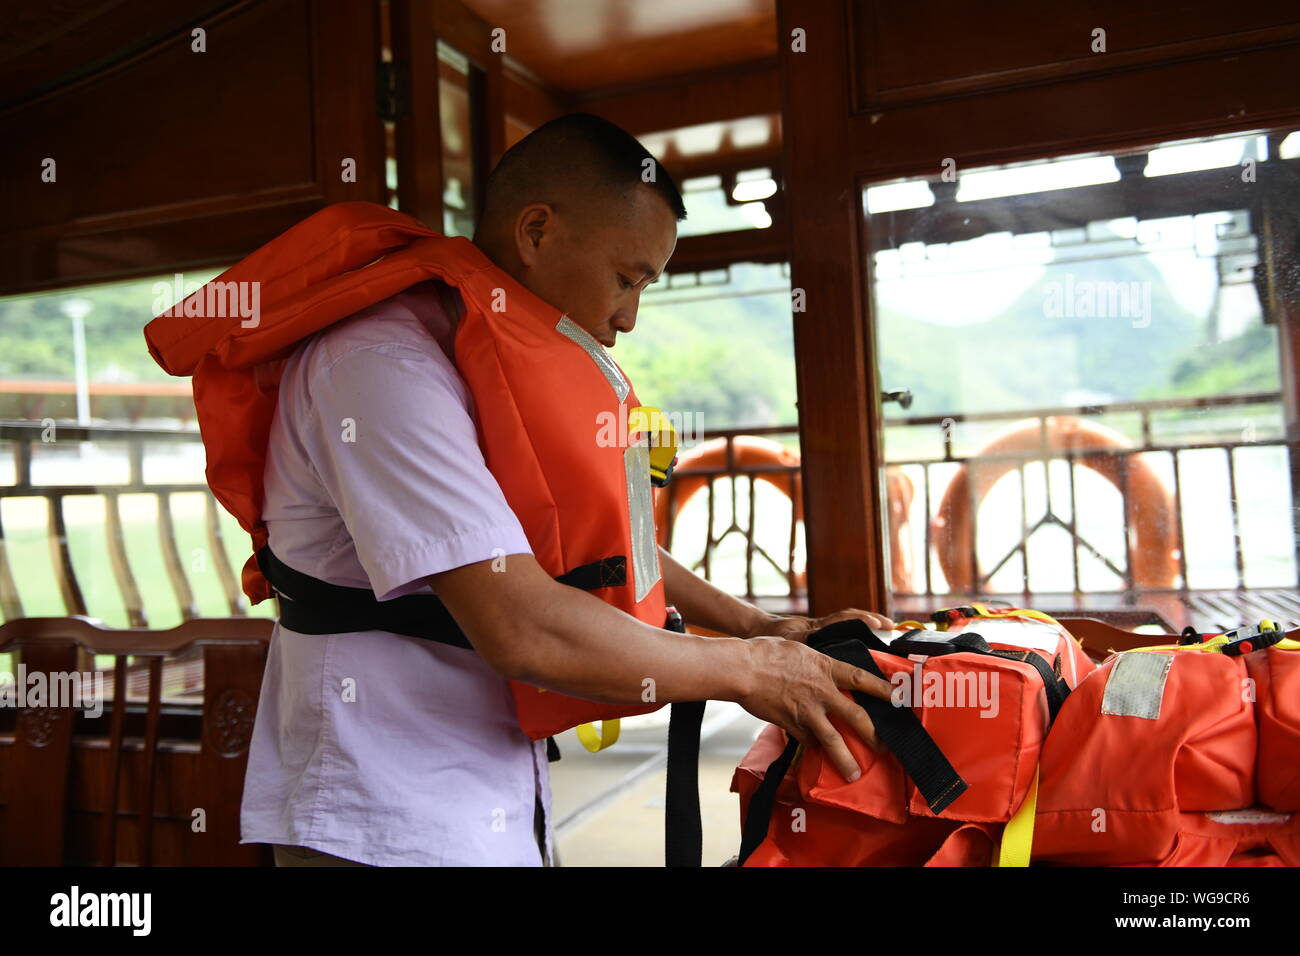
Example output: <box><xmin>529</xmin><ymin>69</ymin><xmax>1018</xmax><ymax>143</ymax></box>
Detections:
<box><xmin>0</xmin><ymin>249</ymin><xmax>1280</xmax><ymax>433</ymax></box>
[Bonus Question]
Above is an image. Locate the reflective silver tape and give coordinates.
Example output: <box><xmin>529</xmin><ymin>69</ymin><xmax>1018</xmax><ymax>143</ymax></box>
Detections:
<box><xmin>624</xmin><ymin>442</ymin><xmax>661</xmax><ymax>603</ymax></box>
<box><xmin>556</xmin><ymin>316</ymin><xmax>628</xmax><ymax>401</ymax></box>
<box><xmin>1206</xmin><ymin>809</ymin><xmax>1292</xmax><ymax>825</ymax></box>
<box><xmin>1101</xmin><ymin>652</ymin><xmax>1173</xmax><ymax>720</ymax></box>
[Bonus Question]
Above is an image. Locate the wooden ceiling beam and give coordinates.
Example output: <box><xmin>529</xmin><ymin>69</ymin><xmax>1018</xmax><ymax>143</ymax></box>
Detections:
<box><xmin>870</xmin><ymin>157</ymin><xmax>1300</xmax><ymax>249</ymax></box>
<box><xmin>668</xmin><ymin>216</ymin><xmax>789</xmax><ymax>275</ymax></box>
<box><xmin>577</xmin><ymin>58</ymin><xmax>780</xmax><ymax>136</ymax></box>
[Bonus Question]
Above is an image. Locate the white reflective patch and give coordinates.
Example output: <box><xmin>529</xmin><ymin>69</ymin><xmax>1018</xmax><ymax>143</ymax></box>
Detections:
<box><xmin>956</xmin><ymin>617</ymin><xmax>1078</xmax><ymax>684</ymax></box>
<box><xmin>624</xmin><ymin>442</ymin><xmax>661</xmax><ymax>603</ymax></box>
<box><xmin>1101</xmin><ymin>652</ymin><xmax>1173</xmax><ymax>720</ymax></box>
<box><xmin>1206</xmin><ymin>809</ymin><xmax>1292</xmax><ymax>825</ymax></box>
<box><xmin>955</xmin><ymin>618</ymin><xmax>1062</xmax><ymax>653</ymax></box>
<box><xmin>556</xmin><ymin>316</ymin><xmax>629</xmax><ymax>401</ymax></box>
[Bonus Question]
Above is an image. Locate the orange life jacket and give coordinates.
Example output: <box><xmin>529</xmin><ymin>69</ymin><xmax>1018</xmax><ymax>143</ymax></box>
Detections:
<box><xmin>733</xmin><ymin>607</ymin><xmax>1095</xmax><ymax>866</ymax></box>
<box><xmin>144</xmin><ymin>201</ymin><xmax>669</xmax><ymax>742</ymax></box>
<box><xmin>1031</xmin><ymin>623</ymin><xmax>1300</xmax><ymax>866</ymax></box>
<box><xmin>736</xmin><ymin>611</ymin><xmax>1300</xmax><ymax>867</ymax></box>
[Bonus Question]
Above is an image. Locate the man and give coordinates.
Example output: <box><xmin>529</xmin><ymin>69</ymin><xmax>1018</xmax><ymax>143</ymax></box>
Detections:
<box><xmin>239</xmin><ymin>113</ymin><xmax>895</xmax><ymax>867</ymax></box>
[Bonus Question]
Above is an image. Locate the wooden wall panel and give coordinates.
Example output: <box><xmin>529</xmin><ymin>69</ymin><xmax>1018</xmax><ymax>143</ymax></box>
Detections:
<box><xmin>857</xmin><ymin>1</ymin><xmax>1300</xmax><ymax>108</ymax></box>
<box><xmin>849</xmin><ymin>38</ymin><xmax>1300</xmax><ymax>183</ymax></box>
<box><xmin>0</xmin><ymin>0</ymin><xmax>385</xmax><ymax>295</ymax></box>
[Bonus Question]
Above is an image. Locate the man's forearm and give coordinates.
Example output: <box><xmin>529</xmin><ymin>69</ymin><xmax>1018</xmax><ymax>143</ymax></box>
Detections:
<box><xmin>516</xmin><ymin>583</ymin><xmax>755</xmax><ymax>704</ymax></box>
<box><xmin>430</xmin><ymin>554</ymin><xmax>756</xmax><ymax>706</ymax></box>
<box><xmin>658</xmin><ymin>544</ymin><xmax>774</xmax><ymax>637</ymax></box>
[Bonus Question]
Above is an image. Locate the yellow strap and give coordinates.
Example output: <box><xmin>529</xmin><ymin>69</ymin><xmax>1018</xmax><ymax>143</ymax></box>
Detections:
<box><xmin>627</xmin><ymin>405</ymin><xmax>678</xmax><ymax>483</ymax></box>
<box><xmin>971</xmin><ymin>603</ymin><xmax>1063</xmax><ymax>627</ymax></box>
<box><xmin>575</xmin><ymin>719</ymin><xmax>621</xmax><ymax>752</ymax></box>
<box><xmin>997</xmin><ymin>765</ymin><xmax>1039</xmax><ymax>867</ymax></box>
<box><xmin>1124</xmin><ymin>633</ymin><xmax>1230</xmax><ymax>654</ymax></box>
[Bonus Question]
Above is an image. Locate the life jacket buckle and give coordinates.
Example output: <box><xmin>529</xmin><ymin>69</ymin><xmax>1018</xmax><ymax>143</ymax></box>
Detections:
<box><xmin>1219</xmin><ymin>620</ymin><xmax>1285</xmax><ymax>657</ymax></box>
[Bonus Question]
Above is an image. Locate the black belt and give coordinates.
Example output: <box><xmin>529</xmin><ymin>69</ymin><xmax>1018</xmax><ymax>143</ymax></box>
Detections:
<box><xmin>256</xmin><ymin>544</ymin><xmax>628</xmax><ymax>647</ymax></box>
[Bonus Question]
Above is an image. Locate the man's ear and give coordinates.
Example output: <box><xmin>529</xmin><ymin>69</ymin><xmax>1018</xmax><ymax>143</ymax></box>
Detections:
<box><xmin>514</xmin><ymin>203</ymin><xmax>554</xmax><ymax>268</ymax></box>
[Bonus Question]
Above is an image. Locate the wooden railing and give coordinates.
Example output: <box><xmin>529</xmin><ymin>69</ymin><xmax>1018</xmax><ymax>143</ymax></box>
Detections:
<box><xmin>884</xmin><ymin>390</ymin><xmax>1294</xmax><ymax>598</ymax></box>
<box><xmin>3</xmin><ymin>395</ymin><xmax>1294</xmax><ymax>630</ymax></box>
<box><xmin>0</xmin><ymin>421</ymin><xmax>252</xmax><ymax>625</ymax></box>
<box><xmin>655</xmin><ymin>424</ymin><xmax>805</xmax><ymax>613</ymax></box>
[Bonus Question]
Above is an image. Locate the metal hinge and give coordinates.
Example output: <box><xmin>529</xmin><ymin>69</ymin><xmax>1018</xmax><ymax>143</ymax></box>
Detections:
<box><xmin>376</xmin><ymin>60</ymin><xmax>409</xmax><ymax>122</ymax></box>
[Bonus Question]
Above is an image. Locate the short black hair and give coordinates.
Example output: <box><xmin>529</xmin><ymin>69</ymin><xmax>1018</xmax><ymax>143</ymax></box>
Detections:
<box><xmin>478</xmin><ymin>112</ymin><xmax>686</xmax><ymax>231</ymax></box>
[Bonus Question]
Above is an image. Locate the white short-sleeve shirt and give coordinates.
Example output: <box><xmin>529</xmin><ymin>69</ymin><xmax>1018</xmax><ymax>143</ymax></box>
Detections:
<box><xmin>238</xmin><ymin>279</ymin><xmax>552</xmax><ymax>866</ymax></box>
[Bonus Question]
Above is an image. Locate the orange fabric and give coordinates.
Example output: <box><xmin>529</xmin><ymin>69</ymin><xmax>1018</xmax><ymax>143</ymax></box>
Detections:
<box><xmin>1033</xmin><ymin>638</ymin><xmax>1300</xmax><ymax>866</ymax></box>
<box><xmin>1248</xmin><ymin>643</ymin><xmax>1300</xmax><ymax>810</ymax></box>
<box><xmin>145</xmin><ymin>201</ymin><xmax>665</xmax><ymax>740</ymax></box>
<box><xmin>732</xmin><ymin>611</ymin><xmax>1093</xmax><ymax>865</ymax></box>
<box><xmin>735</xmin><ymin>614</ymin><xmax>1298</xmax><ymax>867</ymax></box>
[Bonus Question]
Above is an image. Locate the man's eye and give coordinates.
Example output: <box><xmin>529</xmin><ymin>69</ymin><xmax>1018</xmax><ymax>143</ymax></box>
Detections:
<box><xmin>617</xmin><ymin>274</ymin><xmax>634</xmax><ymax>290</ymax></box>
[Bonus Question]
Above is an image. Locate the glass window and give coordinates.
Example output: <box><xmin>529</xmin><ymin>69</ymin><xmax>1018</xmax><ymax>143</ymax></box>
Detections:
<box><xmin>438</xmin><ymin>41</ymin><xmax>475</xmax><ymax>237</ymax></box>
<box><xmin>865</xmin><ymin>130</ymin><xmax>1298</xmax><ymax>607</ymax></box>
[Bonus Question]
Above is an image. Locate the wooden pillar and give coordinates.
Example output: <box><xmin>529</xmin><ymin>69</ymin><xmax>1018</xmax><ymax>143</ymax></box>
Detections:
<box><xmin>391</xmin><ymin>0</ymin><xmax>446</xmax><ymax>227</ymax></box>
<box><xmin>776</xmin><ymin>0</ymin><xmax>888</xmax><ymax>615</ymax></box>
<box><xmin>1257</xmin><ymin>137</ymin><xmax>1300</xmax><ymax>589</ymax></box>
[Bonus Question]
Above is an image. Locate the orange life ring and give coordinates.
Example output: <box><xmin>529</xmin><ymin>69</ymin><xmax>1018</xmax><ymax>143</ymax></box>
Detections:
<box><xmin>932</xmin><ymin>416</ymin><xmax>1178</xmax><ymax>593</ymax></box>
<box><xmin>654</xmin><ymin>437</ymin><xmax>917</xmax><ymax>594</ymax></box>
<box><xmin>886</xmin><ymin>467</ymin><xmax>915</xmax><ymax>594</ymax></box>
<box><xmin>654</xmin><ymin>436</ymin><xmax>803</xmax><ymax>544</ymax></box>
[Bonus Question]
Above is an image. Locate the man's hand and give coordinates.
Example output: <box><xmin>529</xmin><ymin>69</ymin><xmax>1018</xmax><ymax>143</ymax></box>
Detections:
<box><xmin>737</xmin><ymin>636</ymin><xmax>893</xmax><ymax>782</ymax></box>
<box><xmin>744</xmin><ymin>608</ymin><xmax>895</xmax><ymax>643</ymax></box>
<box><xmin>431</xmin><ymin>553</ymin><xmax>895</xmax><ymax>782</ymax></box>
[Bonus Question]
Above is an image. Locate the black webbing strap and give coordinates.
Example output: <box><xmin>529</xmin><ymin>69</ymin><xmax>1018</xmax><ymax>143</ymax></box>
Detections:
<box><xmin>256</xmin><ymin>545</ymin><xmax>625</xmax><ymax>647</ymax></box>
<box><xmin>660</xmin><ymin>608</ymin><xmax>707</xmax><ymax>868</ymax></box>
<box><xmin>737</xmin><ymin>734</ymin><xmax>801</xmax><ymax>866</ymax></box>
<box><xmin>257</xmin><ymin>545</ymin><xmax>473</xmax><ymax>647</ymax></box>
<box><xmin>939</xmin><ymin>631</ymin><xmax>1072</xmax><ymax>722</ymax></box>
<box><xmin>738</xmin><ymin>619</ymin><xmax>969</xmax><ymax>865</ymax></box>
<box><xmin>989</xmin><ymin>649</ymin><xmax>1071</xmax><ymax>721</ymax></box>
<box><xmin>556</xmin><ymin>556</ymin><xmax>627</xmax><ymax>591</ymax></box>
<box><xmin>664</xmin><ymin>700</ymin><xmax>707</xmax><ymax>867</ymax></box>
<box><xmin>256</xmin><ymin>545</ymin><xmax>630</xmax><ymax>766</ymax></box>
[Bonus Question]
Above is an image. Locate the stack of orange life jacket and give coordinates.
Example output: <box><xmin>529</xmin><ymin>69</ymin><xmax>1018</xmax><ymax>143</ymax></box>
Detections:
<box><xmin>1031</xmin><ymin>619</ymin><xmax>1300</xmax><ymax>866</ymax></box>
<box><xmin>734</xmin><ymin>608</ymin><xmax>1299</xmax><ymax>867</ymax></box>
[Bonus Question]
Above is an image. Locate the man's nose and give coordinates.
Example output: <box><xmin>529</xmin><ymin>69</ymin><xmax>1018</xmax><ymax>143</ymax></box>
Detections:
<box><xmin>611</xmin><ymin>305</ymin><xmax>637</xmax><ymax>335</ymax></box>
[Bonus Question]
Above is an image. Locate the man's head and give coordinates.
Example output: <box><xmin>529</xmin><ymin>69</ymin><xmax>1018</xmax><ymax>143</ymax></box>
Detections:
<box><xmin>473</xmin><ymin>113</ymin><xmax>685</xmax><ymax>348</ymax></box>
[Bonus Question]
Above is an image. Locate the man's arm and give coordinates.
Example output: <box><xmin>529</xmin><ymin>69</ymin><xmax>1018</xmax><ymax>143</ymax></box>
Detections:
<box><xmin>656</xmin><ymin>544</ymin><xmax>773</xmax><ymax>636</ymax></box>
<box><xmin>658</xmin><ymin>544</ymin><xmax>894</xmax><ymax>639</ymax></box>
<box><xmin>429</xmin><ymin>553</ymin><xmax>891</xmax><ymax>783</ymax></box>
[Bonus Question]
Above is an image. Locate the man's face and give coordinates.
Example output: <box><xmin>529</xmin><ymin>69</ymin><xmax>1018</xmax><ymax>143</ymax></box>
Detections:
<box><xmin>513</xmin><ymin>185</ymin><xmax>678</xmax><ymax>348</ymax></box>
